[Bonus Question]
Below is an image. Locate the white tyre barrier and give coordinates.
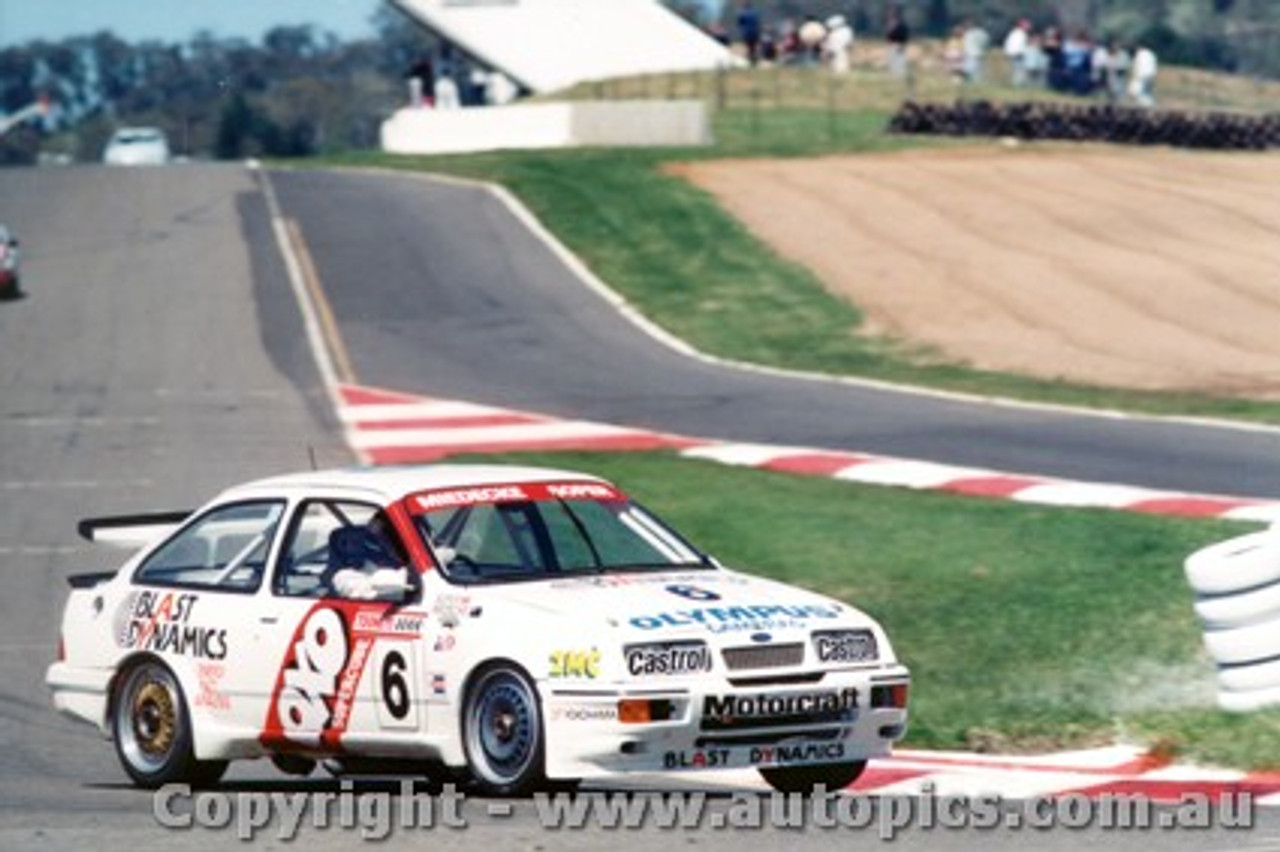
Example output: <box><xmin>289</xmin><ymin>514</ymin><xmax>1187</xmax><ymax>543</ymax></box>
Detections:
<box><xmin>1202</xmin><ymin>615</ymin><xmax>1280</xmax><ymax>666</ymax></box>
<box><xmin>1217</xmin><ymin>657</ymin><xmax>1280</xmax><ymax>693</ymax></box>
<box><xmin>1194</xmin><ymin>578</ymin><xmax>1280</xmax><ymax>630</ymax></box>
<box><xmin>1185</xmin><ymin>530</ymin><xmax>1280</xmax><ymax>596</ymax></box>
<box><xmin>1218</xmin><ymin>682</ymin><xmax>1280</xmax><ymax>714</ymax></box>
<box><xmin>1186</xmin><ymin>528</ymin><xmax>1280</xmax><ymax>712</ymax></box>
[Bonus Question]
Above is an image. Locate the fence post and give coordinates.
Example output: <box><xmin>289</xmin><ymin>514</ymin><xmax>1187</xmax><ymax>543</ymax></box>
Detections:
<box><xmin>827</xmin><ymin>73</ymin><xmax>837</xmax><ymax>143</ymax></box>
<box><xmin>751</xmin><ymin>85</ymin><xmax>760</xmax><ymax>139</ymax></box>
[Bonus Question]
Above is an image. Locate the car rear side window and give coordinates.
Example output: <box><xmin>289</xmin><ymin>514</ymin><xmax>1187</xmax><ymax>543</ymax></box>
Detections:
<box><xmin>134</xmin><ymin>501</ymin><xmax>284</xmax><ymax>592</ymax></box>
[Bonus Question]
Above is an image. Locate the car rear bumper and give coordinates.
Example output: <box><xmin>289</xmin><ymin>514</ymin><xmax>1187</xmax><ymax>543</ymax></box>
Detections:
<box><xmin>46</xmin><ymin>662</ymin><xmax>112</xmax><ymax>733</ymax></box>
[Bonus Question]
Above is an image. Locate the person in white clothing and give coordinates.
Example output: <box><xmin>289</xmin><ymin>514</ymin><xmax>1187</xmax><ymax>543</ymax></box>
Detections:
<box><xmin>1129</xmin><ymin>43</ymin><xmax>1157</xmax><ymax>107</ymax></box>
<box><xmin>1003</xmin><ymin>19</ymin><xmax>1031</xmax><ymax>87</ymax></box>
<box><xmin>823</xmin><ymin>15</ymin><xmax>854</xmax><ymax>74</ymax></box>
<box><xmin>434</xmin><ymin>75</ymin><xmax>461</xmax><ymax>110</ymax></box>
<box><xmin>961</xmin><ymin>19</ymin><xmax>990</xmax><ymax>84</ymax></box>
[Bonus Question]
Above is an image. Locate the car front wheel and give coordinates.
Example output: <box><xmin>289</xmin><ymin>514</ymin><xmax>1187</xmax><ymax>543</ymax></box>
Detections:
<box><xmin>759</xmin><ymin>760</ymin><xmax>867</xmax><ymax>794</ymax></box>
<box><xmin>462</xmin><ymin>663</ymin><xmax>546</xmax><ymax>796</ymax></box>
<box><xmin>111</xmin><ymin>659</ymin><xmax>227</xmax><ymax>788</ymax></box>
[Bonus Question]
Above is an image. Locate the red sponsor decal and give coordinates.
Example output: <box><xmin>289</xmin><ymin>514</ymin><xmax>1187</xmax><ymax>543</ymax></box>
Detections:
<box><xmin>352</xmin><ymin>610</ymin><xmax>425</xmax><ymax>636</ymax></box>
<box><xmin>193</xmin><ymin>662</ymin><xmax>231</xmax><ymax>712</ymax></box>
<box><xmin>260</xmin><ymin>600</ymin><xmax>400</xmax><ymax>751</ymax></box>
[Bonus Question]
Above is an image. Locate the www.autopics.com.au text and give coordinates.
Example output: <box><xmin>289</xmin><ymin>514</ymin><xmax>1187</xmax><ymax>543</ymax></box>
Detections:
<box><xmin>153</xmin><ymin>780</ymin><xmax>1256</xmax><ymax>841</ymax></box>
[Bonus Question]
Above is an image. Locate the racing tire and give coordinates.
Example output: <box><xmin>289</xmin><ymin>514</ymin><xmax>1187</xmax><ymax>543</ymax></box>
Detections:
<box><xmin>1194</xmin><ymin>579</ymin><xmax>1280</xmax><ymax>630</ymax></box>
<box><xmin>758</xmin><ymin>760</ymin><xmax>867</xmax><ymax>795</ymax></box>
<box><xmin>461</xmin><ymin>663</ymin><xmax>547</xmax><ymax>797</ymax></box>
<box><xmin>111</xmin><ymin>659</ymin><xmax>228</xmax><ymax>789</ymax></box>
<box><xmin>1202</xmin><ymin>615</ymin><xmax>1280</xmax><ymax>666</ymax></box>
<box><xmin>1218</xmin><ymin>683</ymin><xmax>1280</xmax><ymax>714</ymax></box>
<box><xmin>1217</xmin><ymin>657</ymin><xmax>1280</xmax><ymax>693</ymax></box>
<box><xmin>1185</xmin><ymin>531</ymin><xmax>1280</xmax><ymax>596</ymax></box>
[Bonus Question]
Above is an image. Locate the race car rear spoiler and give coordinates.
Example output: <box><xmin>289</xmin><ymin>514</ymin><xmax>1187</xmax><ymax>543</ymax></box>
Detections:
<box><xmin>77</xmin><ymin>510</ymin><xmax>192</xmax><ymax>547</ymax></box>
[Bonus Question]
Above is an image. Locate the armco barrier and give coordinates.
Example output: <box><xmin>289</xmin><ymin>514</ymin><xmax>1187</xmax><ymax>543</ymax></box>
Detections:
<box><xmin>1185</xmin><ymin>528</ymin><xmax>1280</xmax><ymax>712</ymax></box>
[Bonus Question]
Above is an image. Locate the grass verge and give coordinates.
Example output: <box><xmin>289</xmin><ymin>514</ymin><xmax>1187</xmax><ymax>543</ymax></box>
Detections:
<box><xmin>454</xmin><ymin>449</ymin><xmax>1280</xmax><ymax>770</ymax></box>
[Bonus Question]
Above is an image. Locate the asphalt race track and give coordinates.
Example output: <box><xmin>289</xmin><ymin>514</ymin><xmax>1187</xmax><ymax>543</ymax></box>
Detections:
<box><xmin>269</xmin><ymin>167</ymin><xmax>1280</xmax><ymax>501</ymax></box>
<box><xmin>1</xmin><ymin>162</ymin><xmax>1278</xmax><ymax>851</ymax></box>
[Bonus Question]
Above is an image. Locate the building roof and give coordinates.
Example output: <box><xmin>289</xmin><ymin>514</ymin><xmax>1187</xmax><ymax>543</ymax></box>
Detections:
<box><xmin>390</xmin><ymin>0</ymin><xmax>731</xmax><ymax>94</ymax></box>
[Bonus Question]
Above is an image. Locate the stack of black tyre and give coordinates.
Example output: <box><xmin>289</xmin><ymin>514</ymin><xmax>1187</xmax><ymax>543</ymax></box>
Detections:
<box><xmin>889</xmin><ymin>100</ymin><xmax>1280</xmax><ymax>151</ymax></box>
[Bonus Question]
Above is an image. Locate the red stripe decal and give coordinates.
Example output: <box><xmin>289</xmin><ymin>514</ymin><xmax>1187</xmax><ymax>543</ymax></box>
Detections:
<box><xmin>763</xmin><ymin>453</ymin><xmax>871</xmax><ymax>476</ymax></box>
<box><xmin>1129</xmin><ymin>497</ymin><xmax>1253</xmax><ymax>518</ymax></box>
<box><xmin>941</xmin><ymin>476</ymin><xmax>1045</xmax><ymax>497</ymax></box>
<box><xmin>851</xmin><ymin>765</ymin><xmax>936</xmax><ymax>790</ymax></box>
<box><xmin>338</xmin><ymin>384</ymin><xmax>433</xmax><ymax>406</ymax></box>
<box><xmin>352</xmin><ymin>414</ymin><xmax>543</xmax><ymax>431</ymax></box>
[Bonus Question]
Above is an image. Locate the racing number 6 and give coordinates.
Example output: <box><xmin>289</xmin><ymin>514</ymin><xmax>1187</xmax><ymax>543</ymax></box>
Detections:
<box><xmin>380</xmin><ymin>649</ymin><xmax>411</xmax><ymax>721</ymax></box>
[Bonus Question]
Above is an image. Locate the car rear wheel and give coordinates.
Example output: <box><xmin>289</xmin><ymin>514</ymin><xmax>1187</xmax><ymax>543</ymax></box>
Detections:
<box><xmin>462</xmin><ymin>663</ymin><xmax>546</xmax><ymax>796</ymax></box>
<box><xmin>112</xmin><ymin>659</ymin><xmax>227</xmax><ymax>789</ymax></box>
<box><xmin>758</xmin><ymin>760</ymin><xmax>867</xmax><ymax>794</ymax></box>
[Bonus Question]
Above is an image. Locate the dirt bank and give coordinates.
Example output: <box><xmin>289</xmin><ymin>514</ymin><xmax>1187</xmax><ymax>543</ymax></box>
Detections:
<box><xmin>671</xmin><ymin>147</ymin><xmax>1280</xmax><ymax>396</ymax></box>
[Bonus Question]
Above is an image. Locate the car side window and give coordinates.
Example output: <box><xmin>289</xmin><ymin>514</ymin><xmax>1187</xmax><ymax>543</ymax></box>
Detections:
<box><xmin>274</xmin><ymin>500</ymin><xmax>408</xmax><ymax>598</ymax></box>
<box><xmin>134</xmin><ymin>501</ymin><xmax>284</xmax><ymax>592</ymax></box>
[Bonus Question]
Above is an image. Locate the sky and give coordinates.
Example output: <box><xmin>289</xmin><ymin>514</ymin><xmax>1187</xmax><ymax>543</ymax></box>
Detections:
<box><xmin>0</xmin><ymin>0</ymin><xmax>385</xmax><ymax>48</ymax></box>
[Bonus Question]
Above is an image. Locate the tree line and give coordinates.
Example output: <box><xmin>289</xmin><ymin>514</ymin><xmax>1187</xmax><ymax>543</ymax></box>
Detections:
<box><xmin>0</xmin><ymin>9</ymin><xmax>432</xmax><ymax>165</ymax></box>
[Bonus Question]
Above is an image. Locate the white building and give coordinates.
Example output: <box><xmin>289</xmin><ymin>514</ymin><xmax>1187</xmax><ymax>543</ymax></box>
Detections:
<box><xmin>389</xmin><ymin>0</ymin><xmax>732</xmax><ymax>95</ymax></box>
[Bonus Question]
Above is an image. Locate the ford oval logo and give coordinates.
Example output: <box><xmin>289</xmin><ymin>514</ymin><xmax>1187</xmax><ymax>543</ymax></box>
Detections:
<box><xmin>750</xmin><ymin>632</ymin><xmax>772</xmax><ymax>644</ymax></box>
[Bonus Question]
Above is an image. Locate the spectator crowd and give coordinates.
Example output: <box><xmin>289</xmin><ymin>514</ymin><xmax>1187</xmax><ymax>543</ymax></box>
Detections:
<box><xmin>709</xmin><ymin>2</ymin><xmax>868</xmax><ymax>75</ymax></box>
<box><xmin>997</xmin><ymin>19</ymin><xmax>1160</xmax><ymax>107</ymax></box>
<box><xmin>716</xmin><ymin>4</ymin><xmax>1164</xmax><ymax>109</ymax></box>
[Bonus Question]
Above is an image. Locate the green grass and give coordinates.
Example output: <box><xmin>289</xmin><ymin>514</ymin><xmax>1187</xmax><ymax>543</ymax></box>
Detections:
<box><xmin>448</xmin><ymin>450</ymin><xmax>1280</xmax><ymax>770</ymax></box>
<box><xmin>317</xmin><ymin>103</ymin><xmax>1280</xmax><ymax>424</ymax></box>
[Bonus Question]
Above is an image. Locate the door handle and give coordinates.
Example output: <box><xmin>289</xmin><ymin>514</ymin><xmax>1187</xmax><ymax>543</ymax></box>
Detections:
<box><xmin>260</xmin><ymin>616</ymin><xmax>278</xmax><ymax>624</ymax></box>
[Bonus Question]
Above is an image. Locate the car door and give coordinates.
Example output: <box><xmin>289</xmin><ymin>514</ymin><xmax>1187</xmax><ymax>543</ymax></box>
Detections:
<box><xmin>241</xmin><ymin>496</ymin><xmax>428</xmax><ymax>754</ymax></box>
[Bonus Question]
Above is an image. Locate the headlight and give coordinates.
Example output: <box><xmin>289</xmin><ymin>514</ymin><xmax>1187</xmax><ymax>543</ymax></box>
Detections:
<box><xmin>623</xmin><ymin>641</ymin><xmax>713</xmax><ymax>676</ymax></box>
<box><xmin>812</xmin><ymin>629</ymin><xmax>878</xmax><ymax>663</ymax></box>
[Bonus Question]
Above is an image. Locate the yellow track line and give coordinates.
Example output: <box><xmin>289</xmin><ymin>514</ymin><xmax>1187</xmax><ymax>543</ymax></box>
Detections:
<box><xmin>285</xmin><ymin>218</ymin><xmax>357</xmax><ymax>387</ymax></box>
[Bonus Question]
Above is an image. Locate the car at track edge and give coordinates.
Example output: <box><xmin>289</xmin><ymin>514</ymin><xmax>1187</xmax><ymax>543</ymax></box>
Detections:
<box><xmin>47</xmin><ymin>463</ymin><xmax>910</xmax><ymax>794</ymax></box>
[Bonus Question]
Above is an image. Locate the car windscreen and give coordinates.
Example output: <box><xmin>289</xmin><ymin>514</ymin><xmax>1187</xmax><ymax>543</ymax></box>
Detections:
<box><xmin>115</xmin><ymin>129</ymin><xmax>164</xmax><ymax>144</ymax></box>
<box><xmin>408</xmin><ymin>481</ymin><xmax>708</xmax><ymax>583</ymax></box>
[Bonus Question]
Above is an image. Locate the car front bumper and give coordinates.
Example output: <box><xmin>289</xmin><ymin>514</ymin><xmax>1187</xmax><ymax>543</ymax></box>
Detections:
<box><xmin>542</xmin><ymin>665</ymin><xmax>909</xmax><ymax>779</ymax></box>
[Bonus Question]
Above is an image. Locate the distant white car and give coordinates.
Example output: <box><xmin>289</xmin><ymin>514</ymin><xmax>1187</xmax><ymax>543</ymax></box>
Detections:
<box><xmin>103</xmin><ymin>126</ymin><xmax>170</xmax><ymax>165</ymax></box>
<box><xmin>47</xmin><ymin>464</ymin><xmax>910</xmax><ymax>794</ymax></box>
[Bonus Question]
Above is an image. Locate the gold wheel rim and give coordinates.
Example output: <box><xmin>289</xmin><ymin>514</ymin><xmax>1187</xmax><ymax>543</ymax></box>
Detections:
<box><xmin>132</xmin><ymin>680</ymin><xmax>176</xmax><ymax>757</ymax></box>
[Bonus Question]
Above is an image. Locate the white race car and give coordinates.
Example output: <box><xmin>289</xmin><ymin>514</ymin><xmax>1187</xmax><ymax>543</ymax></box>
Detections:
<box><xmin>47</xmin><ymin>464</ymin><xmax>910</xmax><ymax>794</ymax></box>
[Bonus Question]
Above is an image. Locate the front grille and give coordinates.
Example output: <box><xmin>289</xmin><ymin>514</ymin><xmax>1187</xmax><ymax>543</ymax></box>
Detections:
<box><xmin>728</xmin><ymin>671</ymin><xmax>825</xmax><ymax>688</ymax></box>
<box><xmin>722</xmin><ymin>643</ymin><xmax>805</xmax><ymax>671</ymax></box>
